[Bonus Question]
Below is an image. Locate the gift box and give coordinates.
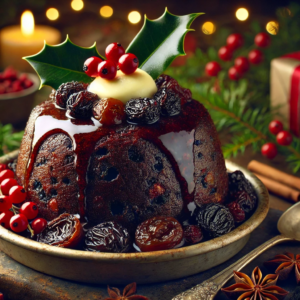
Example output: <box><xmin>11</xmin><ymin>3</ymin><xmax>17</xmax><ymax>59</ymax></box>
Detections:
<box><xmin>270</xmin><ymin>52</ymin><xmax>300</xmax><ymax>136</ymax></box>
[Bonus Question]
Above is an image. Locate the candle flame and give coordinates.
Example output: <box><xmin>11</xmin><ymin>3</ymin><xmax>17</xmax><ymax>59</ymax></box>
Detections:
<box><xmin>21</xmin><ymin>10</ymin><xmax>35</xmax><ymax>36</ymax></box>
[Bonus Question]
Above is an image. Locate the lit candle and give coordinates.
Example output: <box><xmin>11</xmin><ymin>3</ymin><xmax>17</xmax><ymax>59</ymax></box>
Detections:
<box><xmin>0</xmin><ymin>10</ymin><xmax>61</xmax><ymax>71</ymax></box>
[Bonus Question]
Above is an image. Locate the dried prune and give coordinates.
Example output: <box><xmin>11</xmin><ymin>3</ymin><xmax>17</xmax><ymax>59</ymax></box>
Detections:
<box><xmin>85</xmin><ymin>221</ymin><xmax>131</xmax><ymax>253</ymax></box>
<box><xmin>37</xmin><ymin>213</ymin><xmax>84</xmax><ymax>248</ymax></box>
<box><xmin>234</xmin><ymin>191</ymin><xmax>256</xmax><ymax>215</ymax></box>
<box><xmin>125</xmin><ymin>98</ymin><xmax>161</xmax><ymax>124</ymax></box>
<box><xmin>228</xmin><ymin>171</ymin><xmax>258</xmax><ymax>209</ymax></box>
<box><xmin>93</xmin><ymin>98</ymin><xmax>125</xmax><ymax>126</ymax></box>
<box><xmin>227</xmin><ymin>201</ymin><xmax>245</xmax><ymax>223</ymax></box>
<box><xmin>183</xmin><ymin>225</ymin><xmax>203</xmax><ymax>245</ymax></box>
<box><xmin>55</xmin><ymin>81</ymin><xmax>88</xmax><ymax>109</ymax></box>
<box><xmin>195</xmin><ymin>203</ymin><xmax>235</xmax><ymax>238</ymax></box>
<box><xmin>66</xmin><ymin>90</ymin><xmax>99</xmax><ymax>119</ymax></box>
<box><xmin>135</xmin><ymin>216</ymin><xmax>183</xmax><ymax>252</ymax></box>
<box><xmin>154</xmin><ymin>88</ymin><xmax>181</xmax><ymax>116</ymax></box>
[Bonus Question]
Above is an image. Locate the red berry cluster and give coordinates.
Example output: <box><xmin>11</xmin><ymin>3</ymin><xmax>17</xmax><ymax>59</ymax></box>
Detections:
<box><xmin>0</xmin><ymin>165</ymin><xmax>47</xmax><ymax>235</ymax></box>
<box><xmin>83</xmin><ymin>43</ymin><xmax>139</xmax><ymax>80</ymax></box>
<box><xmin>261</xmin><ymin>120</ymin><xmax>293</xmax><ymax>159</ymax></box>
<box><xmin>0</xmin><ymin>66</ymin><xmax>33</xmax><ymax>94</ymax></box>
<box><xmin>205</xmin><ymin>32</ymin><xmax>271</xmax><ymax>81</ymax></box>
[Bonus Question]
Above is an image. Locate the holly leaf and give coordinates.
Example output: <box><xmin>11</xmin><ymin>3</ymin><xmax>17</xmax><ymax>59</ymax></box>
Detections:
<box><xmin>126</xmin><ymin>8</ymin><xmax>203</xmax><ymax>79</ymax></box>
<box><xmin>23</xmin><ymin>36</ymin><xmax>104</xmax><ymax>90</ymax></box>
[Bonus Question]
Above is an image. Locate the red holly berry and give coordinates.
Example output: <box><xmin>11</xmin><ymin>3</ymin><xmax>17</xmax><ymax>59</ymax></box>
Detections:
<box><xmin>105</xmin><ymin>42</ymin><xmax>125</xmax><ymax>64</ymax></box>
<box><xmin>234</xmin><ymin>57</ymin><xmax>250</xmax><ymax>74</ymax></box>
<box><xmin>118</xmin><ymin>53</ymin><xmax>139</xmax><ymax>75</ymax></box>
<box><xmin>0</xmin><ymin>195</ymin><xmax>12</xmax><ymax>212</ymax></box>
<box><xmin>269</xmin><ymin>120</ymin><xmax>283</xmax><ymax>135</ymax></box>
<box><xmin>0</xmin><ymin>164</ymin><xmax>7</xmax><ymax>172</ymax></box>
<box><xmin>227</xmin><ymin>201</ymin><xmax>245</xmax><ymax>223</ymax></box>
<box><xmin>261</xmin><ymin>142</ymin><xmax>277</xmax><ymax>159</ymax></box>
<box><xmin>9</xmin><ymin>185</ymin><xmax>27</xmax><ymax>204</ymax></box>
<box><xmin>20</xmin><ymin>202</ymin><xmax>38</xmax><ymax>220</ymax></box>
<box><xmin>10</xmin><ymin>214</ymin><xmax>28</xmax><ymax>233</ymax></box>
<box><xmin>0</xmin><ymin>169</ymin><xmax>14</xmax><ymax>183</ymax></box>
<box><xmin>228</xmin><ymin>66</ymin><xmax>241</xmax><ymax>81</ymax></box>
<box><xmin>97</xmin><ymin>60</ymin><xmax>117</xmax><ymax>80</ymax></box>
<box><xmin>218</xmin><ymin>46</ymin><xmax>233</xmax><ymax>61</ymax></box>
<box><xmin>31</xmin><ymin>218</ymin><xmax>47</xmax><ymax>234</ymax></box>
<box><xmin>205</xmin><ymin>61</ymin><xmax>221</xmax><ymax>77</ymax></box>
<box><xmin>0</xmin><ymin>210</ymin><xmax>14</xmax><ymax>229</ymax></box>
<box><xmin>248</xmin><ymin>49</ymin><xmax>263</xmax><ymax>65</ymax></box>
<box><xmin>254</xmin><ymin>32</ymin><xmax>271</xmax><ymax>48</ymax></box>
<box><xmin>276</xmin><ymin>130</ymin><xmax>293</xmax><ymax>146</ymax></box>
<box><xmin>226</xmin><ymin>33</ymin><xmax>244</xmax><ymax>50</ymax></box>
<box><xmin>83</xmin><ymin>56</ymin><xmax>103</xmax><ymax>77</ymax></box>
<box><xmin>0</xmin><ymin>178</ymin><xmax>18</xmax><ymax>195</ymax></box>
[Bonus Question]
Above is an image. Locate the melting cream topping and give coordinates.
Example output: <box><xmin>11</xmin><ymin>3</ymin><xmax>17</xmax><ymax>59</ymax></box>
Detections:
<box><xmin>88</xmin><ymin>69</ymin><xmax>157</xmax><ymax>103</ymax></box>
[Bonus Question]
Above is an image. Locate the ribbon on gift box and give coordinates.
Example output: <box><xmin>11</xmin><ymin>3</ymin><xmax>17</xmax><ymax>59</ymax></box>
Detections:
<box><xmin>271</xmin><ymin>52</ymin><xmax>300</xmax><ymax>136</ymax></box>
<box><xmin>282</xmin><ymin>52</ymin><xmax>300</xmax><ymax>136</ymax></box>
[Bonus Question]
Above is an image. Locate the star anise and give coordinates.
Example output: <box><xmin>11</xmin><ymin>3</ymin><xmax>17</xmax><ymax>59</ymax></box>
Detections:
<box><xmin>221</xmin><ymin>266</ymin><xmax>289</xmax><ymax>300</ymax></box>
<box><xmin>104</xmin><ymin>282</ymin><xmax>149</xmax><ymax>300</ymax></box>
<box><xmin>265</xmin><ymin>252</ymin><xmax>300</xmax><ymax>284</ymax></box>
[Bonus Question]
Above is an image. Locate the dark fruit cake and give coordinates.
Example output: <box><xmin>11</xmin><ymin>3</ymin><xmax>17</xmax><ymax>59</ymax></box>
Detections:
<box><xmin>15</xmin><ymin>75</ymin><xmax>228</xmax><ymax>229</ymax></box>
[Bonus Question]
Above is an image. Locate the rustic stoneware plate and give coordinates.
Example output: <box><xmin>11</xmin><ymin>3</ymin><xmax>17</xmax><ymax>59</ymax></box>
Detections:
<box><xmin>0</xmin><ymin>160</ymin><xmax>269</xmax><ymax>284</ymax></box>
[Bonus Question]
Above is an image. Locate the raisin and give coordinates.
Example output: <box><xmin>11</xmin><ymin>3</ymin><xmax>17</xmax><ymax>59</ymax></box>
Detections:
<box><xmin>99</xmin><ymin>163</ymin><xmax>119</xmax><ymax>181</ymax></box>
<box><xmin>195</xmin><ymin>203</ymin><xmax>235</xmax><ymax>238</ymax></box>
<box><xmin>227</xmin><ymin>201</ymin><xmax>246</xmax><ymax>223</ymax></box>
<box><xmin>85</xmin><ymin>222</ymin><xmax>131</xmax><ymax>253</ymax></box>
<box><xmin>228</xmin><ymin>171</ymin><xmax>258</xmax><ymax>211</ymax></box>
<box><xmin>128</xmin><ymin>146</ymin><xmax>144</xmax><ymax>162</ymax></box>
<box><xmin>154</xmin><ymin>88</ymin><xmax>181</xmax><ymax>116</ymax></box>
<box><xmin>55</xmin><ymin>81</ymin><xmax>88</xmax><ymax>109</ymax></box>
<box><xmin>62</xmin><ymin>177</ymin><xmax>70</xmax><ymax>185</ymax></box>
<box><xmin>33</xmin><ymin>180</ymin><xmax>42</xmax><ymax>191</ymax></box>
<box><xmin>93</xmin><ymin>98</ymin><xmax>125</xmax><ymax>126</ymax></box>
<box><xmin>7</xmin><ymin>159</ymin><xmax>17</xmax><ymax>173</ymax></box>
<box><xmin>194</xmin><ymin>140</ymin><xmax>203</xmax><ymax>146</ymax></box>
<box><xmin>135</xmin><ymin>216</ymin><xmax>183</xmax><ymax>252</ymax></box>
<box><xmin>183</xmin><ymin>225</ymin><xmax>203</xmax><ymax>245</ymax></box>
<box><xmin>198</xmin><ymin>152</ymin><xmax>203</xmax><ymax>159</ymax></box>
<box><xmin>66</xmin><ymin>90</ymin><xmax>98</xmax><ymax>119</ymax></box>
<box><xmin>110</xmin><ymin>200</ymin><xmax>125</xmax><ymax>216</ymax></box>
<box><xmin>51</xmin><ymin>177</ymin><xmax>58</xmax><ymax>185</ymax></box>
<box><xmin>234</xmin><ymin>191</ymin><xmax>256</xmax><ymax>214</ymax></box>
<box><xmin>95</xmin><ymin>147</ymin><xmax>108</xmax><ymax>157</ymax></box>
<box><xmin>64</xmin><ymin>155</ymin><xmax>74</xmax><ymax>165</ymax></box>
<box><xmin>37</xmin><ymin>213</ymin><xmax>84</xmax><ymax>248</ymax></box>
<box><xmin>125</xmin><ymin>98</ymin><xmax>161</xmax><ymax>124</ymax></box>
<box><xmin>154</xmin><ymin>156</ymin><xmax>163</xmax><ymax>172</ymax></box>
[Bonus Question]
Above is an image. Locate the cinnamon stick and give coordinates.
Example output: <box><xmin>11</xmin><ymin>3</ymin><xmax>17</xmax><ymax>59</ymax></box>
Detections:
<box><xmin>0</xmin><ymin>150</ymin><xmax>19</xmax><ymax>165</ymax></box>
<box><xmin>248</xmin><ymin>160</ymin><xmax>300</xmax><ymax>191</ymax></box>
<box><xmin>253</xmin><ymin>172</ymin><xmax>300</xmax><ymax>203</ymax></box>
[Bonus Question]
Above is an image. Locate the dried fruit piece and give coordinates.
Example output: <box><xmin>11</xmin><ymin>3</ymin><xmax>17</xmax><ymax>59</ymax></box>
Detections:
<box><xmin>55</xmin><ymin>81</ymin><xmax>88</xmax><ymax>109</ymax></box>
<box><xmin>195</xmin><ymin>203</ymin><xmax>235</xmax><ymax>238</ymax></box>
<box><xmin>135</xmin><ymin>216</ymin><xmax>183</xmax><ymax>252</ymax></box>
<box><xmin>37</xmin><ymin>213</ymin><xmax>83</xmax><ymax>248</ymax></box>
<box><xmin>227</xmin><ymin>201</ymin><xmax>245</xmax><ymax>223</ymax></box>
<box><xmin>183</xmin><ymin>225</ymin><xmax>203</xmax><ymax>245</ymax></box>
<box><xmin>125</xmin><ymin>98</ymin><xmax>161</xmax><ymax>124</ymax></box>
<box><xmin>93</xmin><ymin>98</ymin><xmax>125</xmax><ymax>126</ymax></box>
<box><xmin>85</xmin><ymin>221</ymin><xmax>131</xmax><ymax>253</ymax></box>
<box><xmin>66</xmin><ymin>90</ymin><xmax>99</xmax><ymax>119</ymax></box>
<box><xmin>233</xmin><ymin>190</ymin><xmax>256</xmax><ymax>215</ymax></box>
<box><xmin>154</xmin><ymin>88</ymin><xmax>181</xmax><ymax>116</ymax></box>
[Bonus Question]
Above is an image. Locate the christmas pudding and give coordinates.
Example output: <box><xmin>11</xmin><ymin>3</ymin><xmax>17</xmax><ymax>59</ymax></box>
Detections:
<box><xmin>0</xmin><ymin>9</ymin><xmax>259</xmax><ymax>254</ymax></box>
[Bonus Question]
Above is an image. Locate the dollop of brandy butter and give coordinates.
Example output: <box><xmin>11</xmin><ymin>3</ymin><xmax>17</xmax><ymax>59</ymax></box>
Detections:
<box><xmin>88</xmin><ymin>68</ymin><xmax>157</xmax><ymax>104</ymax></box>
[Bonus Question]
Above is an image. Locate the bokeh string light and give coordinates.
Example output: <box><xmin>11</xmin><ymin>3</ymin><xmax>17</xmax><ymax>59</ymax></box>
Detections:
<box><xmin>266</xmin><ymin>21</ymin><xmax>279</xmax><ymax>35</ymax></box>
<box><xmin>236</xmin><ymin>8</ymin><xmax>249</xmax><ymax>21</ymax></box>
<box><xmin>46</xmin><ymin>8</ymin><xmax>59</xmax><ymax>21</ymax></box>
<box><xmin>128</xmin><ymin>11</ymin><xmax>141</xmax><ymax>24</ymax></box>
<box><xmin>71</xmin><ymin>0</ymin><xmax>84</xmax><ymax>11</ymax></box>
<box><xmin>100</xmin><ymin>6</ymin><xmax>113</xmax><ymax>18</ymax></box>
<box><xmin>202</xmin><ymin>21</ymin><xmax>216</xmax><ymax>35</ymax></box>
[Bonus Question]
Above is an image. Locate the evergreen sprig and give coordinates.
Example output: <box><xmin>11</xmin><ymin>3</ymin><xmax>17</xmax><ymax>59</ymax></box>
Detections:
<box><xmin>0</xmin><ymin>124</ymin><xmax>23</xmax><ymax>157</ymax></box>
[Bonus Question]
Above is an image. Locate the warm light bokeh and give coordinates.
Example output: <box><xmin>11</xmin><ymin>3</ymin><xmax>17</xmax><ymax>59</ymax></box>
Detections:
<box><xmin>100</xmin><ymin>6</ymin><xmax>113</xmax><ymax>18</ymax></box>
<box><xmin>21</xmin><ymin>10</ymin><xmax>34</xmax><ymax>36</ymax></box>
<box><xmin>236</xmin><ymin>8</ymin><xmax>249</xmax><ymax>21</ymax></box>
<box><xmin>266</xmin><ymin>21</ymin><xmax>279</xmax><ymax>35</ymax></box>
<box><xmin>71</xmin><ymin>0</ymin><xmax>84</xmax><ymax>11</ymax></box>
<box><xmin>46</xmin><ymin>8</ymin><xmax>59</xmax><ymax>21</ymax></box>
<box><xmin>128</xmin><ymin>11</ymin><xmax>141</xmax><ymax>24</ymax></box>
<box><xmin>202</xmin><ymin>21</ymin><xmax>216</xmax><ymax>35</ymax></box>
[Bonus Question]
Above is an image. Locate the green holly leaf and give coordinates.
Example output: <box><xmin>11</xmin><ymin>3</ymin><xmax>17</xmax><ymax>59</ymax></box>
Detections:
<box><xmin>24</xmin><ymin>36</ymin><xmax>104</xmax><ymax>90</ymax></box>
<box><xmin>126</xmin><ymin>8</ymin><xmax>203</xmax><ymax>79</ymax></box>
